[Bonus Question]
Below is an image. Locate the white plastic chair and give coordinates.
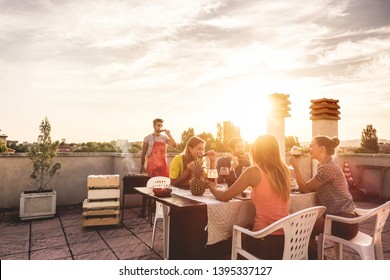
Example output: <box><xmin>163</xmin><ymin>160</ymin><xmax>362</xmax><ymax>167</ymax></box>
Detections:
<box><xmin>231</xmin><ymin>206</ymin><xmax>326</xmax><ymax>260</ymax></box>
<box><xmin>146</xmin><ymin>176</ymin><xmax>171</xmax><ymax>259</ymax></box>
<box><xmin>318</xmin><ymin>200</ymin><xmax>390</xmax><ymax>260</ymax></box>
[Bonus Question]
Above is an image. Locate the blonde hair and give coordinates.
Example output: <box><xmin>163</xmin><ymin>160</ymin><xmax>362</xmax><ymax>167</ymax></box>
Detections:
<box><xmin>250</xmin><ymin>135</ymin><xmax>290</xmax><ymax>202</ymax></box>
<box><xmin>181</xmin><ymin>136</ymin><xmax>205</xmax><ymax>167</ymax></box>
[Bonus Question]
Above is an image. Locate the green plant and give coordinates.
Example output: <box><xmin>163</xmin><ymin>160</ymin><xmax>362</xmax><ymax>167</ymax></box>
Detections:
<box><xmin>360</xmin><ymin>124</ymin><xmax>379</xmax><ymax>153</ymax></box>
<box><xmin>27</xmin><ymin>117</ymin><xmax>61</xmax><ymax>191</ymax></box>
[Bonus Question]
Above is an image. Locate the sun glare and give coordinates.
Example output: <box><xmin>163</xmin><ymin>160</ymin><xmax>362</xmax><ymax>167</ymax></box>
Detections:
<box><xmin>223</xmin><ymin>93</ymin><xmax>271</xmax><ymax>144</ymax></box>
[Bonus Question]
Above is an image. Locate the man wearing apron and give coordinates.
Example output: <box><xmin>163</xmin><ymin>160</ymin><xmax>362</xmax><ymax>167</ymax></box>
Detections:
<box><xmin>140</xmin><ymin>118</ymin><xmax>177</xmax><ymax>177</ymax></box>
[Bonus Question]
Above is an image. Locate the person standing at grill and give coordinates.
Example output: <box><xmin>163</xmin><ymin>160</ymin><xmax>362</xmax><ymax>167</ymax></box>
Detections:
<box><xmin>140</xmin><ymin>118</ymin><xmax>177</xmax><ymax>177</ymax></box>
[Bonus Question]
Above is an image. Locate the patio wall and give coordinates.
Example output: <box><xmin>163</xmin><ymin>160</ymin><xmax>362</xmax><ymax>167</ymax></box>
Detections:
<box><xmin>1</xmin><ymin>152</ymin><xmax>389</xmax><ymax>209</ymax></box>
<box><xmin>0</xmin><ymin>152</ymin><xmax>175</xmax><ymax>209</ymax></box>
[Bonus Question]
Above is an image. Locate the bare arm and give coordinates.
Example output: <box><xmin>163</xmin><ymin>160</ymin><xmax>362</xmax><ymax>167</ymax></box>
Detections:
<box><xmin>164</xmin><ymin>129</ymin><xmax>177</xmax><ymax>148</ymax></box>
<box><xmin>208</xmin><ymin>166</ymin><xmax>260</xmax><ymax>202</ymax></box>
<box><xmin>290</xmin><ymin>156</ymin><xmax>322</xmax><ymax>192</ymax></box>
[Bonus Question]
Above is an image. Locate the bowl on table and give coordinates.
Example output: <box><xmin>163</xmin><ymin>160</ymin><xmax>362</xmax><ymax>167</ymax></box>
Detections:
<box><xmin>152</xmin><ymin>187</ymin><xmax>172</xmax><ymax>197</ymax></box>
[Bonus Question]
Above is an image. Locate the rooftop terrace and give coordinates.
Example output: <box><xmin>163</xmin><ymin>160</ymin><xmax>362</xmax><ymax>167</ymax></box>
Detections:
<box><xmin>1</xmin><ymin>200</ymin><xmax>389</xmax><ymax>260</ymax></box>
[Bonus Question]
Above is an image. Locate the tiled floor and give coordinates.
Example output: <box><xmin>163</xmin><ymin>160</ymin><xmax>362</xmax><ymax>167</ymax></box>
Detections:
<box><xmin>0</xmin><ymin>205</ymin><xmax>164</xmax><ymax>260</ymax></box>
<box><xmin>0</xmin><ymin>201</ymin><xmax>389</xmax><ymax>260</ymax></box>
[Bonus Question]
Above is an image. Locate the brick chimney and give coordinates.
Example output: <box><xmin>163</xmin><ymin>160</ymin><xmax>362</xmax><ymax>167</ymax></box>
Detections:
<box><xmin>267</xmin><ymin>93</ymin><xmax>291</xmax><ymax>157</ymax></box>
<box><xmin>310</xmin><ymin>98</ymin><xmax>340</xmax><ymax>138</ymax></box>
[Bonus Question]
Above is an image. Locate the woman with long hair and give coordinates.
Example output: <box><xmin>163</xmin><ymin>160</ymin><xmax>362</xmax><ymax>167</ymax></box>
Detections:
<box><xmin>209</xmin><ymin>135</ymin><xmax>291</xmax><ymax>259</ymax></box>
<box><xmin>170</xmin><ymin>136</ymin><xmax>216</xmax><ymax>187</ymax></box>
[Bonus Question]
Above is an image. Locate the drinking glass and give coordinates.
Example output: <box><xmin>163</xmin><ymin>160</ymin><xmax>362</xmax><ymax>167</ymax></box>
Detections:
<box><xmin>207</xmin><ymin>169</ymin><xmax>218</xmax><ymax>179</ymax></box>
<box><xmin>290</xmin><ymin>146</ymin><xmax>302</xmax><ymax>158</ymax></box>
<box><xmin>219</xmin><ymin>167</ymin><xmax>229</xmax><ymax>184</ymax></box>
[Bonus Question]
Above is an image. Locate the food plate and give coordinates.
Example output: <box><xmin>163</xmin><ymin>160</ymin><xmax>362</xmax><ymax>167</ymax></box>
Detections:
<box><xmin>153</xmin><ymin>187</ymin><xmax>172</xmax><ymax>197</ymax></box>
<box><xmin>235</xmin><ymin>190</ymin><xmax>251</xmax><ymax>200</ymax></box>
<box><xmin>291</xmin><ymin>190</ymin><xmax>301</xmax><ymax>194</ymax></box>
<box><xmin>234</xmin><ymin>194</ymin><xmax>251</xmax><ymax>200</ymax></box>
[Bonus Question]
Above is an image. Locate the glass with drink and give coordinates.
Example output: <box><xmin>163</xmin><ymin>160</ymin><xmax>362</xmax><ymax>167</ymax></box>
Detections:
<box><xmin>219</xmin><ymin>167</ymin><xmax>229</xmax><ymax>187</ymax></box>
<box><xmin>290</xmin><ymin>146</ymin><xmax>302</xmax><ymax>158</ymax></box>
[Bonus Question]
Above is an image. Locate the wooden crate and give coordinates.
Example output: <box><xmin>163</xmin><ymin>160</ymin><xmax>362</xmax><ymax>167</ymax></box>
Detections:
<box><xmin>82</xmin><ymin>215</ymin><xmax>120</xmax><ymax>227</ymax></box>
<box><xmin>83</xmin><ymin>174</ymin><xmax>121</xmax><ymax>227</ymax></box>
<box><xmin>82</xmin><ymin>199</ymin><xmax>120</xmax><ymax>227</ymax></box>
<box><xmin>87</xmin><ymin>175</ymin><xmax>120</xmax><ymax>188</ymax></box>
<box><xmin>87</xmin><ymin>188</ymin><xmax>120</xmax><ymax>200</ymax></box>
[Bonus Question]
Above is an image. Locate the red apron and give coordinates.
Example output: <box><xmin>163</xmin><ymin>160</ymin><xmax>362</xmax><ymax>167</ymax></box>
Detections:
<box><xmin>146</xmin><ymin>137</ymin><xmax>169</xmax><ymax>177</ymax></box>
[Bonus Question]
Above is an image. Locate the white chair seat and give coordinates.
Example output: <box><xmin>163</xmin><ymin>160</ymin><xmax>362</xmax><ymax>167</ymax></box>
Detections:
<box><xmin>318</xmin><ymin>200</ymin><xmax>390</xmax><ymax>260</ymax></box>
<box><xmin>231</xmin><ymin>206</ymin><xmax>326</xmax><ymax>260</ymax></box>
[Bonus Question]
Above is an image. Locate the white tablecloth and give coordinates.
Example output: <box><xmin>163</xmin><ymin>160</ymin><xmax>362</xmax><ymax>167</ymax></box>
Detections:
<box><xmin>171</xmin><ymin>187</ymin><xmax>255</xmax><ymax>245</ymax></box>
<box><xmin>170</xmin><ymin>188</ymin><xmax>318</xmax><ymax>245</ymax></box>
<box><xmin>289</xmin><ymin>192</ymin><xmax>318</xmax><ymax>213</ymax></box>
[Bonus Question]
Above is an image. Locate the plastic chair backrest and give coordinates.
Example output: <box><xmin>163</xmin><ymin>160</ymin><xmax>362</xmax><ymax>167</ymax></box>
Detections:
<box><xmin>232</xmin><ymin>206</ymin><xmax>326</xmax><ymax>260</ymax></box>
<box><xmin>146</xmin><ymin>176</ymin><xmax>171</xmax><ymax>188</ymax></box>
<box><xmin>281</xmin><ymin>206</ymin><xmax>326</xmax><ymax>259</ymax></box>
<box><xmin>364</xmin><ymin>201</ymin><xmax>390</xmax><ymax>247</ymax></box>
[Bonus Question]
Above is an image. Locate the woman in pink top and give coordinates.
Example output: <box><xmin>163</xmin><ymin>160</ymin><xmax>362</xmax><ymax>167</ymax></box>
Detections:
<box><xmin>209</xmin><ymin>135</ymin><xmax>291</xmax><ymax>259</ymax></box>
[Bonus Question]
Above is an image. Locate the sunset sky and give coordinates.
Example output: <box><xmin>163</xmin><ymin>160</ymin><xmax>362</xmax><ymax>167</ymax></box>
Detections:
<box><xmin>1</xmin><ymin>0</ymin><xmax>390</xmax><ymax>144</ymax></box>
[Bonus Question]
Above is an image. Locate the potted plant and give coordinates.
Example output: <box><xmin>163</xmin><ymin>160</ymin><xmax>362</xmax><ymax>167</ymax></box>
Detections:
<box><xmin>19</xmin><ymin>117</ymin><xmax>61</xmax><ymax>220</ymax></box>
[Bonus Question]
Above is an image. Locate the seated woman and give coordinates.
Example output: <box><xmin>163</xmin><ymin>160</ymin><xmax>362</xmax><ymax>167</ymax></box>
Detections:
<box><xmin>209</xmin><ymin>135</ymin><xmax>291</xmax><ymax>259</ymax></box>
<box><xmin>169</xmin><ymin>136</ymin><xmax>216</xmax><ymax>187</ymax></box>
<box><xmin>290</xmin><ymin>135</ymin><xmax>358</xmax><ymax>259</ymax></box>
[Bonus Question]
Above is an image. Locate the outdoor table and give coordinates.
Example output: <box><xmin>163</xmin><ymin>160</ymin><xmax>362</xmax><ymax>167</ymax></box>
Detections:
<box><xmin>134</xmin><ymin>187</ymin><xmax>319</xmax><ymax>259</ymax></box>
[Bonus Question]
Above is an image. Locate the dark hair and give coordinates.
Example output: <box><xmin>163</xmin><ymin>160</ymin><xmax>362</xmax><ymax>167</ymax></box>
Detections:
<box><xmin>314</xmin><ymin>135</ymin><xmax>340</xmax><ymax>155</ymax></box>
<box><xmin>153</xmin><ymin>118</ymin><xmax>164</xmax><ymax>126</ymax></box>
<box><xmin>228</xmin><ymin>137</ymin><xmax>243</xmax><ymax>150</ymax></box>
<box><xmin>182</xmin><ymin>136</ymin><xmax>205</xmax><ymax>167</ymax></box>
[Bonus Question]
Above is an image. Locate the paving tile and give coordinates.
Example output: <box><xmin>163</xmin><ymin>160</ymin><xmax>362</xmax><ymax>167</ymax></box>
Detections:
<box><xmin>0</xmin><ymin>223</ymin><xmax>30</xmax><ymax>236</ymax></box>
<box><xmin>126</xmin><ymin>222</ymin><xmax>153</xmax><ymax>234</ymax></box>
<box><xmin>0</xmin><ymin>230</ymin><xmax>30</xmax><ymax>243</ymax></box>
<box><xmin>31</xmin><ymin>234</ymin><xmax>67</xmax><ymax>251</ymax></box>
<box><xmin>30</xmin><ymin>245</ymin><xmax>71</xmax><ymax>260</ymax></box>
<box><xmin>123</xmin><ymin>217</ymin><xmax>150</xmax><ymax>228</ymax></box>
<box><xmin>61</xmin><ymin>217</ymin><xmax>82</xmax><ymax>228</ymax></box>
<box><xmin>123</xmin><ymin>209</ymin><xmax>140</xmax><ymax>219</ymax></box>
<box><xmin>130</xmin><ymin>253</ymin><xmax>163</xmax><ymax>260</ymax></box>
<box><xmin>111</xmin><ymin>242</ymin><xmax>155</xmax><ymax>260</ymax></box>
<box><xmin>31</xmin><ymin>227</ymin><xmax>64</xmax><ymax>240</ymax></box>
<box><xmin>104</xmin><ymin>234</ymin><xmax>141</xmax><ymax>249</ymax></box>
<box><xmin>31</xmin><ymin>218</ymin><xmax>62</xmax><ymax>231</ymax></box>
<box><xmin>63</xmin><ymin>224</ymin><xmax>89</xmax><ymax>236</ymax></box>
<box><xmin>0</xmin><ymin>252</ymin><xmax>29</xmax><ymax>260</ymax></box>
<box><xmin>74</xmin><ymin>249</ymin><xmax>118</xmax><ymax>260</ymax></box>
<box><xmin>66</xmin><ymin>231</ymin><xmax>102</xmax><ymax>245</ymax></box>
<box><xmin>0</xmin><ymin>240</ymin><xmax>29</xmax><ymax>256</ymax></box>
<box><xmin>98</xmin><ymin>227</ymin><xmax>133</xmax><ymax>239</ymax></box>
<box><xmin>69</xmin><ymin>239</ymin><xmax>109</xmax><ymax>256</ymax></box>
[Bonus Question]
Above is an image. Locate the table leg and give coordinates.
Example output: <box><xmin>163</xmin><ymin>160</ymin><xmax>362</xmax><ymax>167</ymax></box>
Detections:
<box><xmin>138</xmin><ymin>196</ymin><xmax>148</xmax><ymax>218</ymax></box>
<box><xmin>148</xmin><ymin>198</ymin><xmax>153</xmax><ymax>225</ymax></box>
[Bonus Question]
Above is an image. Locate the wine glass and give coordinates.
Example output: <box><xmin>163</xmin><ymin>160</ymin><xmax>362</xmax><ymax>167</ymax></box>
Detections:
<box><xmin>219</xmin><ymin>167</ymin><xmax>229</xmax><ymax>186</ymax></box>
<box><xmin>290</xmin><ymin>146</ymin><xmax>302</xmax><ymax>158</ymax></box>
<box><xmin>207</xmin><ymin>169</ymin><xmax>218</xmax><ymax>179</ymax></box>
